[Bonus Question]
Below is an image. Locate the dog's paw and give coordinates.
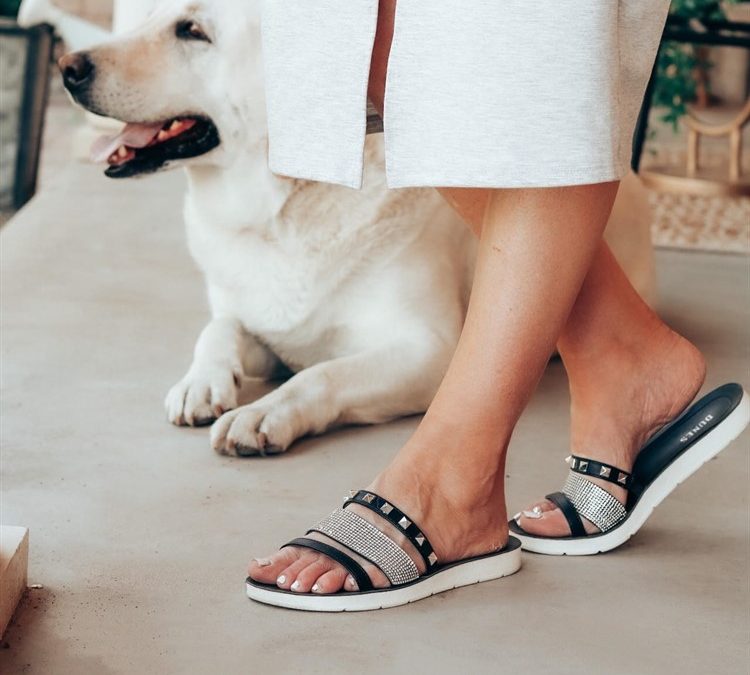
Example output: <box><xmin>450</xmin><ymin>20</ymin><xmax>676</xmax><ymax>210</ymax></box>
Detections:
<box><xmin>210</xmin><ymin>400</ymin><xmax>298</xmax><ymax>457</ymax></box>
<box><xmin>165</xmin><ymin>366</ymin><xmax>241</xmax><ymax>427</ymax></box>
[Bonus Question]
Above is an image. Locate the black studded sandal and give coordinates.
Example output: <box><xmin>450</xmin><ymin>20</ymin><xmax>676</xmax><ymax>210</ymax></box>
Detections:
<box><xmin>246</xmin><ymin>490</ymin><xmax>522</xmax><ymax>612</ymax></box>
<box><xmin>510</xmin><ymin>383</ymin><xmax>749</xmax><ymax>556</ymax></box>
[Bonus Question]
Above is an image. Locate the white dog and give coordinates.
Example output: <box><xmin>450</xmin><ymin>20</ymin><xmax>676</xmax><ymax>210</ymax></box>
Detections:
<box><xmin>58</xmin><ymin>0</ymin><xmax>651</xmax><ymax>455</ymax></box>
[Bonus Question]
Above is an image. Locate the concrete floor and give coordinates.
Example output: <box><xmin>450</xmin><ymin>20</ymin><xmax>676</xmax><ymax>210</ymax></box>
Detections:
<box><xmin>1</xmin><ymin>165</ymin><xmax>749</xmax><ymax>675</ymax></box>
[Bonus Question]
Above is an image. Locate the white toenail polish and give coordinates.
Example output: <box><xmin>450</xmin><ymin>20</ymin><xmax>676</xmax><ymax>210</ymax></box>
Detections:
<box><xmin>346</xmin><ymin>575</ymin><xmax>355</xmax><ymax>588</ymax></box>
<box><xmin>532</xmin><ymin>505</ymin><xmax>542</xmax><ymax>515</ymax></box>
<box><xmin>522</xmin><ymin>509</ymin><xmax>542</xmax><ymax>519</ymax></box>
<box><xmin>253</xmin><ymin>558</ymin><xmax>271</xmax><ymax>567</ymax></box>
<box><xmin>312</xmin><ymin>584</ymin><xmax>320</xmax><ymax>593</ymax></box>
<box><xmin>277</xmin><ymin>575</ymin><xmax>286</xmax><ymax>585</ymax></box>
<box><xmin>291</xmin><ymin>581</ymin><xmax>301</xmax><ymax>591</ymax></box>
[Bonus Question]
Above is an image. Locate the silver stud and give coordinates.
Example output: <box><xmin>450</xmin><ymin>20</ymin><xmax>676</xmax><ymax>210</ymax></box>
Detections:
<box><xmin>579</xmin><ymin>461</ymin><xmax>588</xmax><ymax>471</ymax></box>
<box><xmin>428</xmin><ymin>552</ymin><xmax>438</xmax><ymax>566</ymax></box>
<box><xmin>415</xmin><ymin>535</ymin><xmax>425</xmax><ymax>546</ymax></box>
<box><xmin>599</xmin><ymin>467</ymin><xmax>611</xmax><ymax>478</ymax></box>
<box><xmin>380</xmin><ymin>502</ymin><xmax>393</xmax><ymax>514</ymax></box>
<box><xmin>362</xmin><ymin>493</ymin><xmax>375</xmax><ymax>504</ymax></box>
<box><xmin>349</xmin><ymin>490</ymin><xmax>357</xmax><ymax>498</ymax></box>
<box><xmin>565</xmin><ymin>455</ymin><xmax>573</xmax><ymax>464</ymax></box>
<box><xmin>398</xmin><ymin>516</ymin><xmax>411</xmax><ymax>529</ymax></box>
<box><xmin>618</xmin><ymin>473</ymin><xmax>628</xmax><ymax>484</ymax></box>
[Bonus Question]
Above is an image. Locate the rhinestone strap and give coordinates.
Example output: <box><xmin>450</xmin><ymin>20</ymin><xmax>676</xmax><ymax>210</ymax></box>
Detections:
<box><xmin>311</xmin><ymin>508</ymin><xmax>420</xmax><ymax>585</ymax></box>
<box><xmin>562</xmin><ymin>473</ymin><xmax>627</xmax><ymax>533</ymax></box>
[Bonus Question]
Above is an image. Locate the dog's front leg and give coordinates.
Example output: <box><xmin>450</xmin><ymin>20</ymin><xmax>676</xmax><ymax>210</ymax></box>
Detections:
<box><xmin>210</xmin><ymin>341</ymin><xmax>449</xmax><ymax>456</ymax></box>
<box><xmin>165</xmin><ymin>317</ymin><xmax>279</xmax><ymax>427</ymax></box>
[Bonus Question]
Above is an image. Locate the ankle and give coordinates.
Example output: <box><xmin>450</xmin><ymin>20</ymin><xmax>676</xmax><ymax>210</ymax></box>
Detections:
<box><xmin>562</xmin><ymin>311</ymin><xmax>665</xmax><ymax>375</ymax></box>
<box><xmin>375</xmin><ymin>456</ymin><xmax>505</xmax><ymax>514</ymax></box>
<box><xmin>565</xmin><ymin>326</ymin><xmax>706</xmax><ymax>465</ymax></box>
<box><xmin>567</xmin><ymin>320</ymin><xmax>704</xmax><ymax>398</ymax></box>
<box><xmin>370</xmin><ymin>458</ymin><xmax>509</xmax><ymax>561</ymax></box>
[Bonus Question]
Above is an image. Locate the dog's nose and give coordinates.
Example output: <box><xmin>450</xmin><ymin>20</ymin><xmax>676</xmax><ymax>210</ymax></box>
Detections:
<box><xmin>59</xmin><ymin>52</ymin><xmax>95</xmax><ymax>90</ymax></box>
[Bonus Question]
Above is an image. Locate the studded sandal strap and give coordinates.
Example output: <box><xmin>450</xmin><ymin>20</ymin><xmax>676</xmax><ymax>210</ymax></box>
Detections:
<box><xmin>562</xmin><ymin>473</ymin><xmax>627</xmax><ymax>533</ymax></box>
<box><xmin>545</xmin><ymin>491</ymin><xmax>587</xmax><ymax>538</ymax></box>
<box><xmin>344</xmin><ymin>490</ymin><xmax>437</xmax><ymax>570</ymax></box>
<box><xmin>309</xmin><ymin>508</ymin><xmax>420</xmax><ymax>586</ymax></box>
<box><xmin>282</xmin><ymin>537</ymin><xmax>374</xmax><ymax>592</ymax></box>
<box><xmin>568</xmin><ymin>455</ymin><xmax>633</xmax><ymax>491</ymax></box>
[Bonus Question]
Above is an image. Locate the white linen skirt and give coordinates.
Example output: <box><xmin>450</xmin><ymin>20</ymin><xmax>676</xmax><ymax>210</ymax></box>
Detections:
<box><xmin>262</xmin><ymin>1</ymin><xmax>671</xmax><ymax>189</ymax></box>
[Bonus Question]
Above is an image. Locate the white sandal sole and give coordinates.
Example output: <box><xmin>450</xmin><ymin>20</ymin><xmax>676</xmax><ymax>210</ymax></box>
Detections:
<box><xmin>246</xmin><ymin>540</ymin><xmax>522</xmax><ymax>612</ymax></box>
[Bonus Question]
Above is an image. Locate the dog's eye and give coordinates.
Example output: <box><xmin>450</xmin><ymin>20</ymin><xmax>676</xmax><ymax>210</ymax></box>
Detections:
<box><xmin>176</xmin><ymin>20</ymin><xmax>211</xmax><ymax>43</ymax></box>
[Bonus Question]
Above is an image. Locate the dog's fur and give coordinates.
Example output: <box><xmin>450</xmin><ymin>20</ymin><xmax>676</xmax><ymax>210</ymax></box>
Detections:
<box><xmin>62</xmin><ymin>0</ymin><xmax>651</xmax><ymax>455</ymax></box>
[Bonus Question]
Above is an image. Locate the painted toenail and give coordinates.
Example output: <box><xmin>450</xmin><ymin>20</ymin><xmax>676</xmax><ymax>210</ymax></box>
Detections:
<box><xmin>346</xmin><ymin>575</ymin><xmax>356</xmax><ymax>589</ymax></box>
<box><xmin>277</xmin><ymin>575</ymin><xmax>286</xmax><ymax>585</ymax></box>
<box><xmin>291</xmin><ymin>581</ymin><xmax>301</xmax><ymax>591</ymax></box>
<box><xmin>522</xmin><ymin>509</ymin><xmax>542</xmax><ymax>519</ymax></box>
<box><xmin>253</xmin><ymin>558</ymin><xmax>272</xmax><ymax>567</ymax></box>
<box><xmin>312</xmin><ymin>584</ymin><xmax>320</xmax><ymax>593</ymax></box>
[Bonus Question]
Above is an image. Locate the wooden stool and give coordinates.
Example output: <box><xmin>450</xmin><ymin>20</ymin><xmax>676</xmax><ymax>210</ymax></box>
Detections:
<box><xmin>632</xmin><ymin>15</ymin><xmax>750</xmax><ymax>198</ymax></box>
<box><xmin>641</xmin><ymin>100</ymin><xmax>750</xmax><ymax>197</ymax></box>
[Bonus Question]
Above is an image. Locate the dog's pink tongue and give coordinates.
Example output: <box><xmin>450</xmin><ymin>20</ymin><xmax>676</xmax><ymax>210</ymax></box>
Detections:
<box><xmin>90</xmin><ymin>122</ymin><xmax>164</xmax><ymax>163</ymax></box>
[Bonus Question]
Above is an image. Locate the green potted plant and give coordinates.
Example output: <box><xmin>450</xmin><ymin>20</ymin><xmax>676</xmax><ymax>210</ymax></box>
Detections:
<box><xmin>0</xmin><ymin>1</ymin><xmax>22</xmax><ymax>17</ymax></box>
<box><xmin>0</xmin><ymin>0</ymin><xmax>54</xmax><ymax>211</ymax></box>
<box><xmin>654</xmin><ymin>0</ymin><xmax>742</xmax><ymax>129</ymax></box>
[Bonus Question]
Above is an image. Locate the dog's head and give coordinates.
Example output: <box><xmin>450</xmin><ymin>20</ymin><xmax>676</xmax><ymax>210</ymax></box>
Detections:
<box><xmin>59</xmin><ymin>0</ymin><xmax>265</xmax><ymax>179</ymax></box>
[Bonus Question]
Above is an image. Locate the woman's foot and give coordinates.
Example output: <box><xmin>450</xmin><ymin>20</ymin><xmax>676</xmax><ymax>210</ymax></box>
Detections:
<box><xmin>248</xmin><ymin>447</ymin><xmax>510</xmax><ymax>594</ymax></box>
<box><xmin>516</xmin><ymin>324</ymin><xmax>706</xmax><ymax>537</ymax></box>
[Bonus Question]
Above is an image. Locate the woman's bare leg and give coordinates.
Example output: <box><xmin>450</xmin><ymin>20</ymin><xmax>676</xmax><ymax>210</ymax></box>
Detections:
<box><xmin>420</xmin><ymin>191</ymin><xmax>706</xmax><ymax>538</ymax></box>
<box><xmin>247</xmin><ymin>0</ymin><xmax>701</xmax><ymax>593</ymax></box>
<box><xmin>367</xmin><ymin>0</ymin><xmax>706</xmax><ymax>538</ymax></box>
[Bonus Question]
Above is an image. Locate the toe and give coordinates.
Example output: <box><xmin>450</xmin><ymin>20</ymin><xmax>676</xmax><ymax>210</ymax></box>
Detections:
<box><xmin>290</xmin><ymin>561</ymin><xmax>333</xmax><ymax>593</ymax></box>
<box><xmin>513</xmin><ymin>498</ymin><xmax>557</xmax><ymax>521</ymax></box>
<box><xmin>343</xmin><ymin>574</ymin><xmax>360</xmax><ymax>592</ymax></box>
<box><xmin>276</xmin><ymin>557</ymin><xmax>317</xmax><ymax>589</ymax></box>
<box><xmin>312</xmin><ymin>568</ymin><xmax>348</xmax><ymax>594</ymax></box>
<box><xmin>518</xmin><ymin>507</ymin><xmax>576</xmax><ymax>537</ymax></box>
<box><xmin>248</xmin><ymin>548</ymin><xmax>300</xmax><ymax>584</ymax></box>
<box><xmin>532</xmin><ymin>499</ymin><xmax>558</xmax><ymax>514</ymax></box>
